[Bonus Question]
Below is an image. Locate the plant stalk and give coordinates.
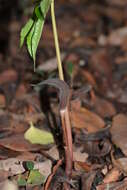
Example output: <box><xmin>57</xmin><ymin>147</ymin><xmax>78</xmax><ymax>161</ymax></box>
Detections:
<box><xmin>51</xmin><ymin>0</ymin><xmax>64</xmax><ymax>81</ymax></box>
<box><xmin>51</xmin><ymin>1</ymin><xmax>73</xmax><ymax>189</ymax></box>
<box><xmin>60</xmin><ymin>108</ymin><xmax>73</xmax><ymax>177</ymax></box>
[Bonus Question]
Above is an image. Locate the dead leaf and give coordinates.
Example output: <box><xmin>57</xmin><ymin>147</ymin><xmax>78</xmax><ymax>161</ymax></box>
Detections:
<box><xmin>110</xmin><ymin>114</ymin><xmax>127</xmax><ymax>156</ymax></box>
<box><xmin>74</xmin><ymin>161</ymin><xmax>91</xmax><ymax>172</ymax></box>
<box><xmin>97</xmin><ymin>179</ymin><xmax>127</xmax><ymax>190</ymax></box>
<box><xmin>0</xmin><ymin>94</ymin><xmax>6</xmax><ymax>108</ymax></box>
<box><xmin>37</xmin><ymin>53</ymin><xmax>66</xmax><ymax>72</ymax></box>
<box><xmin>106</xmin><ymin>0</ymin><xmax>127</xmax><ymax>7</ymax></box>
<box><xmin>15</xmin><ymin>84</ymin><xmax>27</xmax><ymax>99</ymax></box>
<box><xmin>90</xmin><ymin>49</ymin><xmax>113</xmax><ymax>78</ymax></box>
<box><xmin>112</xmin><ymin>157</ymin><xmax>127</xmax><ymax>174</ymax></box>
<box><xmin>0</xmin><ymin>170</ymin><xmax>10</xmax><ymax>182</ymax></box>
<box><xmin>16</xmin><ymin>152</ymin><xmax>43</xmax><ymax>161</ymax></box>
<box><xmin>73</xmin><ymin>146</ymin><xmax>88</xmax><ymax>162</ymax></box>
<box><xmin>0</xmin><ymin>158</ymin><xmax>52</xmax><ymax>178</ymax></box>
<box><xmin>0</xmin><ymin>180</ymin><xmax>18</xmax><ymax>190</ymax></box>
<box><xmin>45</xmin><ymin>146</ymin><xmax>59</xmax><ymax>160</ymax></box>
<box><xmin>81</xmin><ymin>171</ymin><xmax>97</xmax><ymax>190</ymax></box>
<box><xmin>99</xmin><ymin>27</ymin><xmax>127</xmax><ymax>46</ymax></box>
<box><xmin>103</xmin><ymin>168</ymin><xmax>121</xmax><ymax>183</ymax></box>
<box><xmin>91</xmin><ymin>96</ymin><xmax>116</xmax><ymax>118</ymax></box>
<box><xmin>0</xmin><ymin>69</ymin><xmax>18</xmax><ymax>85</ymax></box>
<box><xmin>0</xmin><ymin>134</ymin><xmax>42</xmax><ymax>152</ymax></box>
<box><xmin>70</xmin><ymin>106</ymin><xmax>105</xmax><ymax>133</ymax></box>
<box><xmin>82</xmin><ymin>140</ymin><xmax>111</xmax><ymax>157</ymax></box>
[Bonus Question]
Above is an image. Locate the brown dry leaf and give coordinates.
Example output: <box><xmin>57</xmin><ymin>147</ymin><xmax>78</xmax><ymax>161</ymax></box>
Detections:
<box><xmin>73</xmin><ymin>146</ymin><xmax>88</xmax><ymax>162</ymax></box>
<box><xmin>37</xmin><ymin>53</ymin><xmax>66</xmax><ymax>73</ymax></box>
<box><xmin>83</xmin><ymin>140</ymin><xmax>111</xmax><ymax>157</ymax></box>
<box><xmin>0</xmin><ymin>158</ymin><xmax>25</xmax><ymax>175</ymax></box>
<box><xmin>0</xmin><ymin>69</ymin><xmax>18</xmax><ymax>85</ymax></box>
<box><xmin>110</xmin><ymin>114</ymin><xmax>127</xmax><ymax>156</ymax></box>
<box><xmin>81</xmin><ymin>171</ymin><xmax>97</xmax><ymax>190</ymax></box>
<box><xmin>0</xmin><ymin>94</ymin><xmax>6</xmax><ymax>108</ymax></box>
<box><xmin>70</xmin><ymin>36</ymin><xmax>96</xmax><ymax>48</ymax></box>
<box><xmin>0</xmin><ymin>180</ymin><xmax>18</xmax><ymax>190</ymax></box>
<box><xmin>113</xmin><ymin>157</ymin><xmax>127</xmax><ymax>174</ymax></box>
<box><xmin>0</xmin><ymin>134</ymin><xmax>42</xmax><ymax>152</ymax></box>
<box><xmin>15</xmin><ymin>84</ymin><xmax>27</xmax><ymax>99</ymax></box>
<box><xmin>99</xmin><ymin>27</ymin><xmax>127</xmax><ymax>46</ymax></box>
<box><xmin>74</xmin><ymin>161</ymin><xmax>91</xmax><ymax>172</ymax></box>
<box><xmin>96</xmin><ymin>179</ymin><xmax>127</xmax><ymax>190</ymax></box>
<box><xmin>106</xmin><ymin>0</ymin><xmax>127</xmax><ymax>7</ymax></box>
<box><xmin>0</xmin><ymin>170</ymin><xmax>10</xmax><ymax>182</ymax></box>
<box><xmin>103</xmin><ymin>168</ymin><xmax>121</xmax><ymax>184</ymax></box>
<box><xmin>0</xmin><ymin>158</ymin><xmax>51</xmax><ymax>177</ymax></box>
<box><xmin>70</xmin><ymin>106</ymin><xmax>105</xmax><ymax>133</ymax></box>
<box><xmin>16</xmin><ymin>152</ymin><xmax>43</xmax><ymax>161</ymax></box>
<box><xmin>91</xmin><ymin>96</ymin><xmax>116</xmax><ymax>118</ymax></box>
<box><xmin>90</xmin><ymin>49</ymin><xmax>112</xmax><ymax>79</ymax></box>
<box><xmin>104</xmin><ymin>7</ymin><xmax>124</xmax><ymax>23</ymax></box>
<box><xmin>81</xmin><ymin>70</ymin><xmax>97</xmax><ymax>88</ymax></box>
<box><xmin>45</xmin><ymin>146</ymin><xmax>59</xmax><ymax>160</ymax></box>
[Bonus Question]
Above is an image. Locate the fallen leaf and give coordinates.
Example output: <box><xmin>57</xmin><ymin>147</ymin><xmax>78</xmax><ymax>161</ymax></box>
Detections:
<box><xmin>103</xmin><ymin>168</ymin><xmax>121</xmax><ymax>183</ymax></box>
<box><xmin>0</xmin><ymin>158</ymin><xmax>51</xmax><ymax>177</ymax></box>
<box><xmin>99</xmin><ymin>27</ymin><xmax>127</xmax><ymax>46</ymax></box>
<box><xmin>91</xmin><ymin>96</ymin><xmax>116</xmax><ymax>118</ymax></box>
<box><xmin>0</xmin><ymin>134</ymin><xmax>42</xmax><ymax>152</ymax></box>
<box><xmin>110</xmin><ymin>114</ymin><xmax>127</xmax><ymax>156</ymax></box>
<box><xmin>0</xmin><ymin>94</ymin><xmax>6</xmax><ymax>108</ymax></box>
<box><xmin>0</xmin><ymin>69</ymin><xmax>18</xmax><ymax>85</ymax></box>
<box><xmin>17</xmin><ymin>152</ymin><xmax>43</xmax><ymax>161</ymax></box>
<box><xmin>96</xmin><ymin>179</ymin><xmax>127</xmax><ymax>190</ymax></box>
<box><xmin>106</xmin><ymin>0</ymin><xmax>127</xmax><ymax>7</ymax></box>
<box><xmin>0</xmin><ymin>180</ymin><xmax>18</xmax><ymax>190</ymax></box>
<box><xmin>70</xmin><ymin>106</ymin><xmax>105</xmax><ymax>133</ymax></box>
<box><xmin>0</xmin><ymin>170</ymin><xmax>10</xmax><ymax>182</ymax></box>
<box><xmin>45</xmin><ymin>146</ymin><xmax>59</xmax><ymax>160</ymax></box>
<box><xmin>73</xmin><ymin>146</ymin><xmax>88</xmax><ymax>162</ymax></box>
<box><xmin>74</xmin><ymin>161</ymin><xmax>91</xmax><ymax>172</ymax></box>
<box><xmin>81</xmin><ymin>171</ymin><xmax>97</xmax><ymax>190</ymax></box>
<box><xmin>113</xmin><ymin>157</ymin><xmax>127</xmax><ymax>174</ymax></box>
<box><xmin>24</xmin><ymin>122</ymin><xmax>54</xmax><ymax>145</ymax></box>
<box><xmin>37</xmin><ymin>53</ymin><xmax>66</xmax><ymax>72</ymax></box>
<box><xmin>90</xmin><ymin>49</ymin><xmax>112</xmax><ymax>79</ymax></box>
<box><xmin>27</xmin><ymin>169</ymin><xmax>45</xmax><ymax>185</ymax></box>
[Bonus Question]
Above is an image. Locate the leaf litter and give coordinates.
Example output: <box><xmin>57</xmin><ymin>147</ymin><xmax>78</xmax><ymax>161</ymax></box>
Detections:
<box><xmin>1</xmin><ymin>0</ymin><xmax>127</xmax><ymax>189</ymax></box>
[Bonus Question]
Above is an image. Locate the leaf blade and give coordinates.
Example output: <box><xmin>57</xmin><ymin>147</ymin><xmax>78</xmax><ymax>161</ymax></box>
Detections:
<box><xmin>20</xmin><ymin>18</ymin><xmax>34</xmax><ymax>48</ymax></box>
<box><xmin>31</xmin><ymin>18</ymin><xmax>44</xmax><ymax>64</ymax></box>
<box><xmin>40</xmin><ymin>0</ymin><xmax>52</xmax><ymax>18</ymax></box>
<box><xmin>24</xmin><ymin>122</ymin><xmax>54</xmax><ymax>145</ymax></box>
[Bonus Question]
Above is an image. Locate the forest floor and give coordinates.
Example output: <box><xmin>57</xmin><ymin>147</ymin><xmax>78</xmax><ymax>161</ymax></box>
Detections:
<box><xmin>0</xmin><ymin>0</ymin><xmax>127</xmax><ymax>189</ymax></box>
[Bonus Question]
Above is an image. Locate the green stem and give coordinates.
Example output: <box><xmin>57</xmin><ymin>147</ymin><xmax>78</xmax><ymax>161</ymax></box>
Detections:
<box><xmin>51</xmin><ymin>0</ymin><xmax>64</xmax><ymax>81</ymax></box>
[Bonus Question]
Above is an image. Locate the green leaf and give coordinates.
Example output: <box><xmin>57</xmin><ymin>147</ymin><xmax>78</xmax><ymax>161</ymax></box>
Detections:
<box><xmin>27</xmin><ymin>169</ymin><xmax>45</xmax><ymax>185</ymax></box>
<box><xmin>40</xmin><ymin>0</ymin><xmax>52</xmax><ymax>18</ymax></box>
<box><xmin>26</xmin><ymin>22</ymin><xmax>36</xmax><ymax>57</ymax></box>
<box><xmin>26</xmin><ymin>161</ymin><xmax>34</xmax><ymax>171</ymax></box>
<box><xmin>26</xmin><ymin>18</ymin><xmax>44</xmax><ymax>69</ymax></box>
<box><xmin>35</xmin><ymin>6</ymin><xmax>43</xmax><ymax>19</ymax></box>
<box><xmin>66</xmin><ymin>61</ymin><xmax>74</xmax><ymax>77</ymax></box>
<box><xmin>20</xmin><ymin>18</ymin><xmax>34</xmax><ymax>47</ymax></box>
<box><xmin>24</xmin><ymin>122</ymin><xmax>54</xmax><ymax>145</ymax></box>
<box><xmin>18</xmin><ymin>176</ymin><xmax>27</xmax><ymax>186</ymax></box>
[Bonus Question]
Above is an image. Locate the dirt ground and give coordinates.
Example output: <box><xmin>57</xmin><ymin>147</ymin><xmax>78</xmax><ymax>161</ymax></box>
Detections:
<box><xmin>0</xmin><ymin>0</ymin><xmax>127</xmax><ymax>189</ymax></box>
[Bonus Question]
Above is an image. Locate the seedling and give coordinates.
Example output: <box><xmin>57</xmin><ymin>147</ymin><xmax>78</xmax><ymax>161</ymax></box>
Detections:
<box><xmin>20</xmin><ymin>0</ymin><xmax>73</xmax><ymax>189</ymax></box>
<box><xmin>18</xmin><ymin>161</ymin><xmax>45</xmax><ymax>186</ymax></box>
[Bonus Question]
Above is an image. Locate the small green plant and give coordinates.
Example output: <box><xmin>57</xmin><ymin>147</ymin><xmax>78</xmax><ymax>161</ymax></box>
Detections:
<box><xmin>20</xmin><ymin>0</ymin><xmax>73</xmax><ymax>189</ymax></box>
<box><xmin>18</xmin><ymin>161</ymin><xmax>45</xmax><ymax>186</ymax></box>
